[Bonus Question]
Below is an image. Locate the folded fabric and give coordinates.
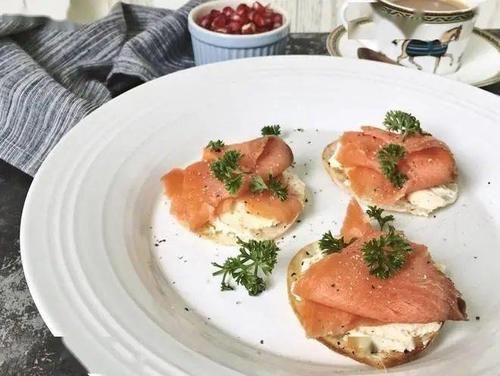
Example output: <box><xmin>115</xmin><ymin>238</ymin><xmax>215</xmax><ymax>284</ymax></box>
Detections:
<box><xmin>0</xmin><ymin>1</ymin><xmax>205</xmax><ymax>176</ymax></box>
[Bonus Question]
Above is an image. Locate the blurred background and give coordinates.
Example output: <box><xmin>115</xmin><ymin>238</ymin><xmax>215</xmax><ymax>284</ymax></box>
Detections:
<box><xmin>1</xmin><ymin>0</ymin><xmax>499</xmax><ymax>31</ymax></box>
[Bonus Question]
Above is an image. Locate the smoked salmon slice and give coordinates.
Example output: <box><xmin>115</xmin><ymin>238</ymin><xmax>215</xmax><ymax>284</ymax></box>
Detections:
<box><xmin>335</xmin><ymin>127</ymin><xmax>456</xmax><ymax>205</ymax></box>
<box><xmin>293</xmin><ymin>200</ymin><xmax>466</xmax><ymax>338</ymax></box>
<box><xmin>295</xmin><ymin>299</ymin><xmax>381</xmax><ymax>338</ymax></box>
<box><xmin>202</xmin><ymin>136</ymin><xmax>293</xmax><ymax>177</ymax></box>
<box><xmin>340</xmin><ymin>199</ymin><xmax>376</xmax><ymax>242</ymax></box>
<box><xmin>162</xmin><ymin>136</ymin><xmax>300</xmax><ymax>231</ymax></box>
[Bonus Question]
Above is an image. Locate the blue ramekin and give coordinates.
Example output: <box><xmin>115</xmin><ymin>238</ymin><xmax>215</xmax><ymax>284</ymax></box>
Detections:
<box><xmin>188</xmin><ymin>0</ymin><xmax>290</xmax><ymax>65</ymax></box>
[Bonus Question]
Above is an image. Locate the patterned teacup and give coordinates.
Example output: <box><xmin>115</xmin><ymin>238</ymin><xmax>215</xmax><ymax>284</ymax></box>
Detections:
<box><xmin>341</xmin><ymin>0</ymin><xmax>480</xmax><ymax>75</ymax></box>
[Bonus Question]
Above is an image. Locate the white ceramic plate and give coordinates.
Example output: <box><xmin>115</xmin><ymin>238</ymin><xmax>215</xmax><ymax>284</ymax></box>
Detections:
<box><xmin>326</xmin><ymin>22</ymin><xmax>500</xmax><ymax>87</ymax></box>
<box><xmin>21</xmin><ymin>56</ymin><xmax>500</xmax><ymax>375</ymax></box>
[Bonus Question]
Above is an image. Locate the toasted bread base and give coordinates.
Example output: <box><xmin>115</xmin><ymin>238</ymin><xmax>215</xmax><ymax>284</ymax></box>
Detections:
<box><xmin>197</xmin><ymin>170</ymin><xmax>306</xmax><ymax>245</ymax></box>
<box><xmin>287</xmin><ymin>242</ymin><xmax>443</xmax><ymax>369</ymax></box>
<box><xmin>322</xmin><ymin>141</ymin><xmax>458</xmax><ymax>217</ymax></box>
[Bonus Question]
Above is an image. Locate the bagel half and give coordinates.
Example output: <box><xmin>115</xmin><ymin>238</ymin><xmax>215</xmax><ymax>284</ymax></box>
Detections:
<box><xmin>287</xmin><ymin>242</ymin><xmax>443</xmax><ymax>369</ymax></box>
<box><xmin>200</xmin><ymin>169</ymin><xmax>306</xmax><ymax>245</ymax></box>
<box><xmin>322</xmin><ymin>141</ymin><xmax>458</xmax><ymax>216</ymax></box>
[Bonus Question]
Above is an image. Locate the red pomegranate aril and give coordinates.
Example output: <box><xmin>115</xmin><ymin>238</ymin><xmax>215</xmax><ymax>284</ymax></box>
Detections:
<box><xmin>222</xmin><ymin>6</ymin><xmax>234</xmax><ymax>17</ymax></box>
<box><xmin>230</xmin><ymin>12</ymin><xmax>248</xmax><ymax>24</ymax></box>
<box><xmin>198</xmin><ymin>4</ymin><xmax>283</xmax><ymax>34</ymax></box>
<box><xmin>236</xmin><ymin>3</ymin><xmax>250</xmax><ymax>15</ymax></box>
<box><xmin>272</xmin><ymin>13</ymin><xmax>283</xmax><ymax>24</ymax></box>
<box><xmin>253</xmin><ymin>13</ymin><xmax>266</xmax><ymax>27</ymax></box>
<box><xmin>252</xmin><ymin>1</ymin><xmax>266</xmax><ymax>14</ymax></box>
<box><xmin>241</xmin><ymin>22</ymin><xmax>256</xmax><ymax>34</ymax></box>
<box><xmin>209</xmin><ymin>9</ymin><xmax>221</xmax><ymax>18</ymax></box>
<box><xmin>199</xmin><ymin>15</ymin><xmax>211</xmax><ymax>28</ymax></box>
<box><xmin>211</xmin><ymin>15</ymin><xmax>227</xmax><ymax>29</ymax></box>
<box><xmin>227</xmin><ymin>21</ymin><xmax>242</xmax><ymax>33</ymax></box>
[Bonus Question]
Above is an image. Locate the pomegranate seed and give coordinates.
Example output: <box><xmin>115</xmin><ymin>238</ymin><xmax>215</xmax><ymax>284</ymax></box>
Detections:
<box><xmin>209</xmin><ymin>9</ymin><xmax>221</xmax><ymax>18</ymax></box>
<box><xmin>227</xmin><ymin>21</ymin><xmax>242</xmax><ymax>33</ymax></box>
<box><xmin>252</xmin><ymin>1</ymin><xmax>266</xmax><ymax>14</ymax></box>
<box><xmin>253</xmin><ymin>13</ymin><xmax>266</xmax><ymax>27</ymax></box>
<box><xmin>272</xmin><ymin>13</ymin><xmax>283</xmax><ymax>24</ymax></box>
<box><xmin>211</xmin><ymin>14</ymin><xmax>227</xmax><ymax>29</ymax></box>
<box><xmin>222</xmin><ymin>6</ymin><xmax>234</xmax><ymax>17</ymax></box>
<box><xmin>236</xmin><ymin>3</ymin><xmax>250</xmax><ymax>15</ymax></box>
<box><xmin>199</xmin><ymin>15</ymin><xmax>211</xmax><ymax>28</ymax></box>
<box><xmin>202</xmin><ymin>4</ymin><xmax>281</xmax><ymax>34</ymax></box>
<box><xmin>230</xmin><ymin>12</ymin><xmax>248</xmax><ymax>24</ymax></box>
<box><xmin>241</xmin><ymin>22</ymin><xmax>256</xmax><ymax>34</ymax></box>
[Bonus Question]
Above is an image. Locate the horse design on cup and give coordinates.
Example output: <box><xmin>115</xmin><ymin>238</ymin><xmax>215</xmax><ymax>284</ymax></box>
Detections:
<box><xmin>392</xmin><ymin>26</ymin><xmax>463</xmax><ymax>73</ymax></box>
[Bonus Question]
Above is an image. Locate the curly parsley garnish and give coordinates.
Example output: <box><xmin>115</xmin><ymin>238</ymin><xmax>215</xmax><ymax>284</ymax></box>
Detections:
<box><xmin>319</xmin><ymin>231</ymin><xmax>354</xmax><ymax>255</ymax></box>
<box><xmin>212</xmin><ymin>238</ymin><xmax>280</xmax><ymax>296</ymax></box>
<box><xmin>267</xmin><ymin>175</ymin><xmax>288</xmax><ymax>201</ymax></box>
<box><xmin>377</xmin><ymin>143</ymin><xmax>408</xmax><ymax>188</ymax></box>
<box><xmin>249</xmin><ymin>175</ymin><xmax>288</xmax><ymax>201</ymax></box>
<box><xmin>210</xmin><ymin>150</ymin><xmax>243</xmax><ymax>195</ymax></box>
<box><xmin>261</xmin><ymin>124</ymin><xmax>281</xmax><ymax>136</ymax></box>
<box><xmin>207</xmin><ymin>140</ymin><xmax>225</xmax><ymax>152</ymax></box>
<box><xmin>366</xmin><ymin>206</ymin><xmax>394</xmax><ymax>230</ymax></box>
<box><xmin>383</xmin><ymin>110</ymin><xmax>427</xmax><ymax>138</ymax></box>
<box><xmin>361</xmin><ymin>226</ymin><xmax>412</xmax><ymax>279</ymax></box>
<box><xmin>249</xmin><ymin>175</ymin><xmax>267</xmax><ymax>193</ymax></box>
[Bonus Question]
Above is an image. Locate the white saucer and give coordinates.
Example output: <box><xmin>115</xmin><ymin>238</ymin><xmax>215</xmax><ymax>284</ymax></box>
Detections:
<box><xmin>327</xmin><ymin>21</ymin><xmax>500</xmax><ymax>87</ymax></box>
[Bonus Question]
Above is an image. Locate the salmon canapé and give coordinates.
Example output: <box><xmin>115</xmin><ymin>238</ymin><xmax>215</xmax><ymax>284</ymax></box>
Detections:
<box><xmin>162</xmin><ymin>136</ymin><xmax>304</xmax><ymax>239</ymax></box>
<box><xmin>333</xmin><ymin>126</ymin><xmax>457</xmax><ymax>206</ymax></box>
<box><xmin>291</xmin><ymin>200</ymin><xmax>466</xmax><ymax>340</ymax></box>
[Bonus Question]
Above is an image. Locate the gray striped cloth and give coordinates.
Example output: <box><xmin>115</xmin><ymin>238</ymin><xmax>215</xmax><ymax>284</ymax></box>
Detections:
<box><xmin>0</xmin><ymin>1</ymin><xmax>205</xmax><ymax>176</ymax></box>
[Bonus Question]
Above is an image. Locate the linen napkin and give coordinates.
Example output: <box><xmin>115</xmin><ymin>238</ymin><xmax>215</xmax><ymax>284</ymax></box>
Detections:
<box><xmin>0</xmin><ymin>0</ymin><xmax>205</xmax><ymax>176</ymax></box>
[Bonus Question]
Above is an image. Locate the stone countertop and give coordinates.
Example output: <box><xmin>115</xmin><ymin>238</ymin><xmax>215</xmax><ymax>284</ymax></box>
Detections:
<box><xmin>0</xmin><ymin>32</ymin><xmax>498</xmax><ymax>376</ymax></box>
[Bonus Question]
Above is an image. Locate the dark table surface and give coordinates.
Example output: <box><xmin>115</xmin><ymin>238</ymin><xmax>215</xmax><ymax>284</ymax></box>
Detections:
<box><xmin>0</xmin><ymin>32</ymin><xmax>499</xmax><ymax>376</ymax></box>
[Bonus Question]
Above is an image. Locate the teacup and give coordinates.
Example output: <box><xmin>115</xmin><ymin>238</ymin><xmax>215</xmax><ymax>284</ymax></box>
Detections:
<box><xmin>341</xmin><ymin>0</ymin><xmax>480</xmax><ymax>74</ymax></box>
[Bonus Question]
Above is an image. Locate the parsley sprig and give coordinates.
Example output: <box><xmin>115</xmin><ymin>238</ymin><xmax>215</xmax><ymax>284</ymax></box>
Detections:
<box><xmin>383</xmin><ymin>110</ymin><xmax>427</xmax><ymax>138</ymax></box>
<box><xmin>261</xmin><ymin>125</ymin><xmax>281</xmax><ymax>136</ymax></box>
<box><xmin>249</xmin><ymin>175</ymin><xmax>267</xmax><ymax>193</ymax></box>
<box><xmin>267</xmin><ymin>175</ymin><xmax>288</xmax><ymax>201</ymax></box>
<box><xmin>250</xmin><ymin>175</ymin><xmax>289</xmax><ymax>201</ymax></box>
<box><xmin>361</xmin><ymin>226</ymin><xmax>412</xmax><ymax>279</ymax></box>
<box><xmin>319</xmin><ymin>231</ymin><xmax>353</xmax><ymax>255</ymax></box>
<box><xmin>207</xmin><ymin>140</ymin><xmax>225</xmax><ymax>152</ymax></box>
<box><xmin>210</xmin><ymin>150</ymin><xmax>243</xmax><ymax>195</ymax></box>
<box><xmin>366</xmin><ymin>206</ymin><xmax>394</xmax><ymax>230</ymax></box>
<box><xmin>377</xmin><ymin>143</ymin><xmax>408</xmax><ymax>188</ymax></box>
<box><xmin>212</xmin><ymin>238</ymin><xmax>280</xmax><ymax>296</ymax></box>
